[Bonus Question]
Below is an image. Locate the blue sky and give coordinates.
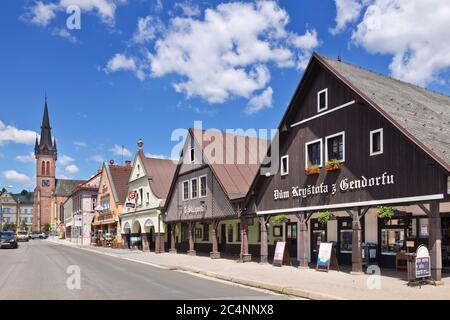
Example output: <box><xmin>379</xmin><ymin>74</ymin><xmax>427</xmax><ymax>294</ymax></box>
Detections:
<box><xmin>1</xmin><ymin>0</ymin><xmax>449</xmax><ymax>193</ymax></box>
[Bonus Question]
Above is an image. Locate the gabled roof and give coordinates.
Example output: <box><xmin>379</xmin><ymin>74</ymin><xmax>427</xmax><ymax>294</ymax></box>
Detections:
<box><xmin>71</xmin><ymin>170</ymin><xmax>102</xmax><ymax>194</ymax></box>
<box><xmin>244</xmin><ymin>52</ymin><xmax>450</xmax><ymax>208</ymax></box>
<box><xmin>54</xmin><ymin>179</ymin><xmax>85</xmax><ymax>197</ymax></box>
<box><xmin>318</xmin><ymin>54</ymin><xmax>450</xmax><ymax>172</ymax></box>
<box><xmin>139</xmin><ymin>153</ymin><xmax>177</xmax><ymax>199</ymax></box>
<box><xmin>164</xmin><ymin>128</ymin><xmax>269</xmax><ymax>210</ymax></box>
<box><xmin>104</xmin><ymin>163</ymin><xmax>132</xmax><ymax>204</ymax></box>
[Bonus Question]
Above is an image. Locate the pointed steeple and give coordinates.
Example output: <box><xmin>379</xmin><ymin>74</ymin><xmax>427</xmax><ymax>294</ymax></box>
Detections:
<box><xmin>35</xmin><ymin>97</ymin><xmax>57</xmax><ymax>158</ymax></box>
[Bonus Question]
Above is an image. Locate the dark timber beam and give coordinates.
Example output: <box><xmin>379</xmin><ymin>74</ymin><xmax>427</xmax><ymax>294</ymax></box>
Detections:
<box><xmin>169</xmin><ymin>223</ymin><xmax>177</xmax><ymax>254</ymax></box>
<box><xmin>259</xmin><ymin>215</ymin><xmax>271</xmax><ymax>264</ymax></box>
<box><xmin>210</xmin><ymin>220</ymin><xmax>220</xmax><ymax>259</ymax></box>
<box><xmin>422</xmin><ymin>202</ymin><xmax>443</xmax><ymax>284</ymax></box>
<box><xmin>347</xmin><ymin>207</ymin><xmax>370</xmax><ymax>275</ymax></box>
<box><xmin>240</xmin><ymin>217</ymin><xmax>252</xmax><ymax>262</ymax></box>
<box><xmin>296</xmin><ymin>212</ymin><xmax>311</xmax><ymax>268</ymax></box>
<box><xmin>187</xmin><ymin>222</ymin><xmax>196</xmax><ymax>256</ymax></box>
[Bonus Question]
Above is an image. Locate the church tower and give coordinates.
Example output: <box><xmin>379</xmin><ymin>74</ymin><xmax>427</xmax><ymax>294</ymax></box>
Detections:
<box><xmin>32</xmin><ymin>98</ymin><xmax>57</xmax><ymax>231</ymax></box>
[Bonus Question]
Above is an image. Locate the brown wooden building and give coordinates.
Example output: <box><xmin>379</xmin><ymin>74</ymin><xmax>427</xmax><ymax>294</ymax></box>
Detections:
<box><xmin>164</xmin><ymin>128</ymin><xmax>269</xmax><ymax>260</ymax></box>
<box><xmin>245</xmin><ymin>53</ymin><xmax>450</xmax><ymax>282</ymax></box>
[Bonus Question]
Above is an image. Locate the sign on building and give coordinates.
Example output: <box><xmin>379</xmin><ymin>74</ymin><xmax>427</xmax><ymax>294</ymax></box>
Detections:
<box><xmin>415</xmin><ymin>245</ymin><xmax>431</xmax><ymax>279</ymax></box>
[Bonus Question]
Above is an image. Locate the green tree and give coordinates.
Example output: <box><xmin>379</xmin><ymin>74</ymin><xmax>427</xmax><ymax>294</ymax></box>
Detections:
<box><xmin>43</xmin><ymin>223</ymin><xmax>50</xmax><ymax>233</ymax></box>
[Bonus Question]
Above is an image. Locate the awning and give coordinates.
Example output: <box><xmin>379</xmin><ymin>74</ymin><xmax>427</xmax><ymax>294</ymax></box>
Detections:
<box><xmin>92</xmin><ymin>219</ymin><xmax>117</xmax><ymax>226</ymax></box>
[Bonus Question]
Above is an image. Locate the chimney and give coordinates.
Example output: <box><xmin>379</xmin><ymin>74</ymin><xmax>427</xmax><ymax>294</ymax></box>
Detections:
<box><xmin>125</xmin><ymin>160</ymin><xmax>132</xmax><ymax>168</ymax></box>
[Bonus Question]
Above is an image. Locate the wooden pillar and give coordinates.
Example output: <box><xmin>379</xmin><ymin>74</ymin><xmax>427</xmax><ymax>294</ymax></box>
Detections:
<box><xmin>210</xmin><ymin>220</ymin><xmax>220</xmax><ymax>259</ymax></box>
<box><xmin>170</xmin><ymin>224</ymin><xmax>177</xmax><ymax>253</ymax></box>
<box><xmin>187</xmin><ymin>221</ymin><xmax>196</xmax><ymax>256</ymax></box>
<box><xmin>296</xmin><ymin>213</ymin><xmax>309</xmax><ymax>268</ymax></box>
<box><xmin>260</xmin><ymin>216</ymin><xmax>269</xmax><ymax>264</ymax></box>
<box><xmin>429</xmin><ymin>201</ymin><xmax>442</xmax><ymax>283</ymax></box>
<box><xmin>240</xmin><ymin>217</ymin><xmax>252</xmax><ymax>262</ymax></box>
<box><xmin>351</xmin><ymin>209</ymin><xmax>363</xmax><ymax>274</ymax></box>
<box><xmin>141</xmin><ymin>233</ymin><xmax>149</xmax><ymax>251</ymax></box>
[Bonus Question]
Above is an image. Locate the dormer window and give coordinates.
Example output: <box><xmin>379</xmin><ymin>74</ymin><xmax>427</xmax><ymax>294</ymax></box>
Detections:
<box><xmin>190</xmin><ymin>148</ymin><xmax>195</xmax><ymax>163</ymax></box>
<box><xmin>317</xmin><ymin>88</ymin><xmax>328</xmax><ymax>112</ymax></box>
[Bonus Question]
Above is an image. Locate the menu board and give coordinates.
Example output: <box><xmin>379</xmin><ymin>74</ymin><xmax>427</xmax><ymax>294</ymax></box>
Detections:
<box><xmin>273</xmin><ymin>241</ymin><xmax>286</xmax><ymax>267</ymax></box>
<box><xmin>415</xmin><ymin>245</ymin><xmax>431</xmax><ymax>279</ymax></box>
<box><xmin>317</xmin><ymin>242</ymin><xmax>333</xmax><ymax>267</ymax></box>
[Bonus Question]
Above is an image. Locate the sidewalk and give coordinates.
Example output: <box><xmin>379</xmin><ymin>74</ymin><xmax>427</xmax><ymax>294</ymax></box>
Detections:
<box><xmin>48</xmin><ymin>238</ymin><xmax>450</xmax><ymax>300</ymax></box>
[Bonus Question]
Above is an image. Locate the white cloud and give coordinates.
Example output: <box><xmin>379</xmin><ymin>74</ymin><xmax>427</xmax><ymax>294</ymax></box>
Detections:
<box><xmin>174</xmin><ymin>1</ymin><xmax>201</xmax><ymax>17</ymax></box>
<box><xmin>113</xmin><ymin>0</ymin><xmax>319</xmax><ymax>112</ymax></box>
<box><xmin>132</xmin><ymin>16</ymin><xmax>164</xmax><ymax>44</ymax></box>
<box><xmin>145</xmin><ymin>153</ymin><xmax>166</xmax><ymax>159</ymax></box>
<box><xmin>0</xmin><ymin>120</ymin><xmax>38</xmax><ymax>146</ymax></box>
<box><xmin>110</xmin><ymin>144</ymin><xmax>132</xmax><ymax>157</ymax></box>
<box><xmin>352</xmin><ymin>0</ymin><xmax>450</xmax><ymax>86</ymax></box>
<box><xmin>25</xmin><ymin>1</ymin><xmax>58</xmax><ymax>27</ymax></box>
<box><xmin>51</xmin><ymin>27</ymin><xmax>77</xmax><ymax>43</ymax></box>
<box><xmin>329</xmin><ymin>0</ymin><xmax>364</xmax><ymax>35</ymax></box>
<box><xmin>24</xmin><ymin>0</ymin><xmax>126</xmax><ymax>28</ymax></box>
<box><xmin>89</xmin><ymin>154</ymin><xmax>105</xmax><ymax>163</ymax></box>
<box><xmin>245</xmin><ymin>86</ymin><xmax>273</xmax><ymax>115</ymax></box>
<box><xmin>2</xmin><ymin>170</ymin><xmax>32</xmax><ymax>186</ymax></box>
<box><xmin>105</xmin><ymin>53</ymin><xmax>146</xmax><ymax>80</ymax></box>
<box><xmin>65</xmin><ymin>164</ymin><xmax>79</xmax><ymax>174</ymax></box>
<box><xmin>59</xmin><ymin>154</ymin><xmax>75</xmax><ymax>166</ymax></box>
<box><xmin>74</xmin><ymin>141</ymin><xmax>87</xmax><ymax>147</ymax></box>
<box><xmin>15</xmin><ymin>152</ymin><xmax>35</xmax><ymax>163</ymax></box>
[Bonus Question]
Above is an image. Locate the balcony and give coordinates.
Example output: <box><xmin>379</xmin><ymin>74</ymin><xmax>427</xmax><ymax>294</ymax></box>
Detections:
<box><xmin>97</xmin><ymin>211</ymin><xmax>114</xmax><ymax>222</ymax></box>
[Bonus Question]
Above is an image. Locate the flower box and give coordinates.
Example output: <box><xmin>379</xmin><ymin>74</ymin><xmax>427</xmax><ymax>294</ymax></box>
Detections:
<box><xmin>305</xmin><ymin>165</ymin><xmax>320</xmax><ymax>175</ymax></box>
<box><xmin>325</xmin><ymin>159</ymin><xmax>342</xmax><ymax>171</ymax></box>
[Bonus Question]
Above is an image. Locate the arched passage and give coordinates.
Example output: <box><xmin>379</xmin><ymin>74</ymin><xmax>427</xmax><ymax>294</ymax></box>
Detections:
<box><xmin>123</xmin><ymin>222</ymin><xmax>131</xmax><ymax>249</ymax></box>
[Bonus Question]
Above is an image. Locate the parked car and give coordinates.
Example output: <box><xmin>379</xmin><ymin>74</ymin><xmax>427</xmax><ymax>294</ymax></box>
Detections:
<box><xmin>16</xmin><ymin>231</ymin><xmax>30</xmax><ymax>242</ymax></box>
<box><xmin>0</xmin><ymin>231</ymin><xmax>18</xmax><ymax>249</ymax></box>
<box><xmin>31</xmin><ymin>232</ymin><xmax>48</xmax><ymax>239</ymax></box>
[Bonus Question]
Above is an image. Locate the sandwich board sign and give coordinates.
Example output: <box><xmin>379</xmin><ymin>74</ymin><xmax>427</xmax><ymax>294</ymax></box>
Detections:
<box><xmin>273</xmin><ymin>241</ymin><xmax>288</xmax><ymax>267</ymax></box>
<box><xmin>316</xmin><ymin>242</ymin><xmax>339</xmax><ymax>272</ymax></box>
<box><xmin>415</xmin><ymin>245</ymin><xmax>431</xmax><ymax>279</ymax></box>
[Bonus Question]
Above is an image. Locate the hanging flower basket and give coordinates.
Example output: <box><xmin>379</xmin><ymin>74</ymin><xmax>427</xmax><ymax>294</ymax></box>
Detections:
<box><xmin>305</xmin><ymin>165</ymin><xmax>320</xmax><ymax>175</ymax></box>
<box><xmin>271</xmin><ymin>214</ymin><xmax>286</xmax><ymax>225</ymax></box>
<box><xmin>318</xmin><ymin>211</ymin><xmax>333</xmax><ymax>225</ymax></box>
<box><xmin>378</xmin><ymin>206</ymin><xmax>394</xmax><ymax>220</ymax></box>
<box><xmin>325</xmin><ymin>159</ymin><xmax>342</xmax><ymax>171</ymax></box>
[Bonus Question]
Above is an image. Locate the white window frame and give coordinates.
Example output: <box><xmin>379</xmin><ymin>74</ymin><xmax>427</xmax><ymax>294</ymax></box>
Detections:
<box><xmin>190</xmin><ymin>177</ymin><xmax>199</xmax><ymax>199</ymax></box>
<box><xmin>182</xmin><ymin>180</ymin><xmax>189</xmax><ymax>201</ymax></box>
<box><xmin>199</xmin><ymin>175</ymin><xmax>207</xmax><ymax>198</ymax></box>
<box><xmin>370</xmin><ymin>128</ymin><xmax>384</xmax><ymax>156</ymax></box>
<box><xmin>305</xmin><ymin>138</ymin><xmax>323</xmax><ymax>169</ymax></box>
<box><xmin>317</xmin><ymin>88</ymin><xmax>328</xmax><ymax>113</ymax></box>
<box><xmin>281</xmin><ymin>155</ymin><xmax>289</xmax><ymax>176</ymax></box>
<box><xmin>325</xmin><ymin>131</ymin><xmax>345</xmax><ymax>163</ymax></box>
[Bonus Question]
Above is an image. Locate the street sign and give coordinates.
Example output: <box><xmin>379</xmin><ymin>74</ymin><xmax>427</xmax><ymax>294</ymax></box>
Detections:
<box><xmin>126</xmin><ymin>202</ymin><xmax>135</xmax><ymax>208</ymax></box>
<box><xmin>128</xmin><ymin>192</ymin><xmax>136</xmax><ymax>200</ymax></box>
<box><xmin>51</xmin><ymin>223</ymin><xmax>56</xmax><ymax>230</ymax></box>
<box><xmin>74</xmin><ymin>215</ymin><xmax>82</xmax><ymax>227</ymax></box>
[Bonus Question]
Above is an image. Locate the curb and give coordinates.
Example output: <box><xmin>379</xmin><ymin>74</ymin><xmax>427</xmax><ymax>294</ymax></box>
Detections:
<box><xmin>47</xmin><ymin>239</ymin><xmax>341</xmax><ymax>300</ymax></box>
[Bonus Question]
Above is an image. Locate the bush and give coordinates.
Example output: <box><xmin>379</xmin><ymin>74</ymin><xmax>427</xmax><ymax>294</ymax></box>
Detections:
<box><xmin>318</xmin><ymin>211</ymin><xmax>333</xmax><ymax>225</ymax></box>
<box><xmin>378</xmin><ymin>206</ymin><xmax>394</xmax><ymax>220</ymax></box>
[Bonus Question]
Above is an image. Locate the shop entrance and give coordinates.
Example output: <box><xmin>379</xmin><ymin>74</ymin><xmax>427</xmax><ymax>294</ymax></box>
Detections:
<box><xmin>337</xmin><ymin>217</ymin><xmax>365</xmax><ymax>265</ymax></box>
<box><xmin>220</xmin><ymin>224</ymin><xmax>226</xmax><ymax>253</ymax></box>
<box><xmin>286</xmin><ymin>222</ymin><xmax>298</xmax><ymax>259</ymax></box>
<box><xmin>441</xmin><ymin>217</ymin><xmax>450</xmax><ymax>267</ymax></box>
<box><xmin>310</xmin><ymin>219</ymin><xmax>327</xmax><ymax>263</ymax></box>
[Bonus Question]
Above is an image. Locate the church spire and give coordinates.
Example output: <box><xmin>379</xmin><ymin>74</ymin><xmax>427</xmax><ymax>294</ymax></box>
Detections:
<box><xmin>35</xmin><ymin>97</ymin><xmax>57</xmax><ymax>158</ymax></box>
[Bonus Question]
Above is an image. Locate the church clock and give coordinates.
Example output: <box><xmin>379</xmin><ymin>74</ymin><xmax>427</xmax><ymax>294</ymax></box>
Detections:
<box><xmin>42</xmin><ymin>179</ymin><xmax>50</xmax><ymax>187</ymax></box>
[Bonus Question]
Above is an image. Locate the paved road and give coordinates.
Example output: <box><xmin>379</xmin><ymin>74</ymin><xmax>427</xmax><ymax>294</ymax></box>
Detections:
<box><xmin>0</xmin><ymin>240</ymin><xmax>286</xmax><ymax>300</ymax></box>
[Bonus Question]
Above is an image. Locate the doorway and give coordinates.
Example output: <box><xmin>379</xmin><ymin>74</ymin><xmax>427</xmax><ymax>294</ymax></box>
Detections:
<box><xmin>220</xmin><ymin>224</ymin><xmax>226</xmax><ymax>253</ymax></box>
<box><xmin>286</xmin><ymin>222</ymin><xmax>298</xmax><ymax>259</ymax></box>
<box><xmin>310</xmin><ymin>219</ymin><xmax>327</xmax><ymax>263</ymax></box>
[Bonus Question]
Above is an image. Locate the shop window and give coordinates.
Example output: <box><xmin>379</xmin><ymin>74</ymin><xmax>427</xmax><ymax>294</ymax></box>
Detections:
<box><xmin>340</xmin><ymin>230</ymin><xmax>352</xmax><ymax>253</ymax></box>
<box><xmin>195</xmin><ymin>228</ymin><xmax>202</xmax><ymax>240</ymax></box>
<box><xmin>227</xmin><ymin>225</ymin><xmax>233</xmax><ymax>243</ymax></box>
<box><xmin>325</xmin><ymin>132</ymin><xmax>345</xmax><ymax>162</ymax></box>
<box><xmin>199</xmin><ymin>175</ymin><xmax>207</xmax><ymax>197</ymax></box>
<box><xmin>202</xmin><ymin>223</ymin><xmax>209</xmax><ymax>241</ymax></box>
<box><xmin>370</xmin><ymin>128</ymin><xmax>383</xmax><ymax>156</ymax></box>
<box><xmin>305</xmin><ymin>139</ymin><xmax>322</xmax><ymax>168</ymax></box>
<box><xmin>381</xmin><ymin>229</ymin><xmax>404</xmax><ymax>255</ymax></box>
<box><xmin>191</xmin><ymin>178</ymin><xmax>198</xmax><ymax>199</ymax></box>
<box><xmin>182</xmin><ymin>180</ymin><xmax>189</xmax><ymax>201</ymax></box>
<box><xmin>317</xmin><ymin>88</ymin><xmax>328</xmax><ymax>112</ymax></box>
<box><xmin>281</xmin><ymin>155</ymin><xmax>289</xmax><ymax>176</ymax></box>
<box><xmin>419</xmin><ymin>218</ymin><xmax>429</xmax><ymax>238</ymax></box>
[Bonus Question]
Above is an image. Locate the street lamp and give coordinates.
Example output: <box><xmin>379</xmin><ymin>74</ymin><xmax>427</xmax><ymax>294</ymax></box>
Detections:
<box><xmin>0</xmin><ymin>186</ymin><xmax>13</xmax><ymax>232</ymax></box>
